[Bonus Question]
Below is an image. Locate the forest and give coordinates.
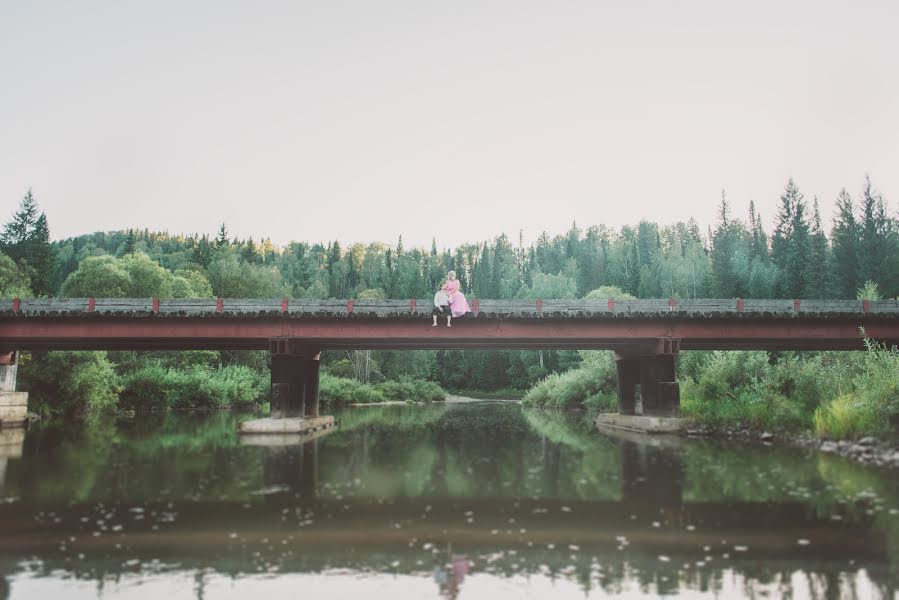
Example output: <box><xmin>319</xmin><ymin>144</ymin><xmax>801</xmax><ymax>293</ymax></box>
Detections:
<box><xmin>2</xmin><ymin>176</ymin><xmax>898</xmax><ymax>439</ymax></box>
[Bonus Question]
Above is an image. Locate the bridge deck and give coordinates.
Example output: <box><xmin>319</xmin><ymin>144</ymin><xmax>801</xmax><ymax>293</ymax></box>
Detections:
<box><xmin>1</xmin><ymin>298</ymin><xmax>897</xmax><ymax>351</ymax></box>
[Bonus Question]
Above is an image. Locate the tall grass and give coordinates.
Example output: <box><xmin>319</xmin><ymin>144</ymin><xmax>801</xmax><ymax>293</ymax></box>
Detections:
<box><xmin>119</xmin><ymin>363</ymin><xmax>268</xmax><ymax>410</ymax></box>
<box><xmin>813</xmin><ymin>338</ymin><xmax>899</xmax><ymax>439</ymax></box>
<box><xmin>319</xmin><ymin>374</ymin><xmax>446</xmax><ymax>408</ymax></box>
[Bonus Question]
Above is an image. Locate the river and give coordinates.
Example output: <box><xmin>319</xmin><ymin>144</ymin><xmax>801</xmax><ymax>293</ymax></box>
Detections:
<box><xmin>0</xmin><ymin>401</ymin><xmax>897</xmax><ymax>599</ymax></box>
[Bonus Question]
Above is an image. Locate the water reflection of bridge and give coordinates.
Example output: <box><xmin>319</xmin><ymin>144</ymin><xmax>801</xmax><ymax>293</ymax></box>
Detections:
<box><xmin>0</xmin><ymin>419</ymin><xmax>891</xmax><ymax>598</ymax></box>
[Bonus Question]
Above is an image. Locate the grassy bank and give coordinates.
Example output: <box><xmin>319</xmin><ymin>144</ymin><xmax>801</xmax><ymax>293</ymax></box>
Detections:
<box><xmin>19</xmin><ymin>350</ymin><xmax>447</xmax><ymax>416</ymax></box>
<box><xmin>522</xmin><ymin>339</ymin><xmax>899</xmax><ymax>441</ymax></box>
<box><xmin>522</xmin><ymin>351</ymin><xmax>617</xmax><ymax>412</ymax></box>
<box><xmin>320</xmin><ymin>375</ymin><xmax>445</xmax><ymax>408</ymax></box>
<box><xmin>446</xmin><ymin>387</ymin><xmax>526</xmax><ymax>400</ymax></box>
<box><xmin>119</xmin><ymin>363</ymin><xmax>268</xmax><ymax>411</ymax></box>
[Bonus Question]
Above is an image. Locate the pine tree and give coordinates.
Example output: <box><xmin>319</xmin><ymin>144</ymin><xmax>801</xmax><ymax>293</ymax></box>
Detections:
<box><xmin>1</xmin><ymin>190</ymin><xmax>55</xmax><ymax>296</ymax></box>
<box><xmin>191</xmin><ymin>235</ymin><xmax>212</xmax><ymax>267</ymax></box>
<box><xmin>830</xmin><ymin>188</ymin><xmax>859</xmax><ymax>298</ymax></box>
<box><xmin>25</xmin><ymin>212</ymin><xmax>54</xmax><ymax>296</ymax></box>
<box><xmin>748</xmin><ymin>200</ymin><xmax>768</xmax><ymax>260</ymax></box>
<box><xmin>805</xmin><ymin>198</ymin><xmax>829</xmax><ymax>297</ymax></box>
<box><xmin>1</xmin><ymin>189</ymin><xmax>39</xmax><ymax>260</ymax></box>
<box><xmin>242</xmin><ymin>238</ymin><xmax>258</xmax><ymax>263</ymax></box>
<box><xmin>771</xmin><ymin>178</ymin><xmax>809</xmax><ymax>297</ymax></box>
<box><xmin>710</xmin><ymin>191</ymin><xmax>741</xmax><ymax>296</ymax></box>
<box><xmin>858</xmin><ymin>175</ymin><xmax>892</xmax><ymax>290</ymax></box>
<box><xmin>122</xmin><ymin>229</ymin><xmax>137</xmax><ymax>255</ymax></box>
<box><xmin>215</xmin><ymin>223</ymin><xmax>229</xmax><ymax>249</ymax></box>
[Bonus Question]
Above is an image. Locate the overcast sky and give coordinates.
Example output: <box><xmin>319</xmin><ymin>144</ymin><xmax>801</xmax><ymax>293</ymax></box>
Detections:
<box><xmin>2</xmin><ymin>1</ymin><xmax>898</xmax><ymax>248</ymax></box>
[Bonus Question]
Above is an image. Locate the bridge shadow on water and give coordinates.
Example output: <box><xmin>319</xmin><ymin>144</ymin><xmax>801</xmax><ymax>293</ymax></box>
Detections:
<box><xmin>0</xmin><ymin>403</ymin><xmax>898</xmax><ymax>598</ymax></box>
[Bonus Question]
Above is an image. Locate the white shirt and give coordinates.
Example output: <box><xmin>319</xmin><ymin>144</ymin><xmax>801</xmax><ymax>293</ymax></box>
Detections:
<box><xmin>434</xmin><ymin>291</ymin><xmax>451</xmax><ymax>308</ymax></box>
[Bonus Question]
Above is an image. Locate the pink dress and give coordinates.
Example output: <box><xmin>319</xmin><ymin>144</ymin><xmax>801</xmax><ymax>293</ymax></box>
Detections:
<box><xmin>443</xmin><ymin>279</ymin><xmax>471</xmax><ymax>317</ymax></box>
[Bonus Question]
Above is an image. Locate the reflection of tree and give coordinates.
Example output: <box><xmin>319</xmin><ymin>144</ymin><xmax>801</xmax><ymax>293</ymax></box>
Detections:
<box><xmin>4</xmin><ymin>404</ymin><xmax>899</xmax><ymax>598</ymax></box>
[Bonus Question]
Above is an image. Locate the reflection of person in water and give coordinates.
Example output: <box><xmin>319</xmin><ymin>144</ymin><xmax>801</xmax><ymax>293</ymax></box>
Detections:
<box><xmin>432</xmin><ymin>554</ymin><xmax>471</xmax><ymax>599</ymax></box>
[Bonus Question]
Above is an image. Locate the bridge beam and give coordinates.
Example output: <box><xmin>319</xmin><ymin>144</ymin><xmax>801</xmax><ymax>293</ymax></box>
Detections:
<box><xmin>615</xmin><ymin>339</ymin><xmax>680</xmax><ymax>417</ymax></box>
<box><xmin>269</xmin><ymin>340</ymin><xmax>320</xmax><ymax>419</ymax></box>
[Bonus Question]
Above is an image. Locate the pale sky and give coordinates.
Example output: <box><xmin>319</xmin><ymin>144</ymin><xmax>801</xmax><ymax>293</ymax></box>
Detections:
<box><xmin>2</xmin><ymin>1</ymin><xmax>898</xmax><ymax>248</ymax></box>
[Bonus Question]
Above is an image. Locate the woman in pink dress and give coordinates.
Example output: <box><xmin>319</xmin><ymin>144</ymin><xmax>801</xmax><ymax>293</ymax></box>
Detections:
<box><xmin>442</xmin><ymin>271</ymin><xmax>471</xmax><ymax>321</ymax></box>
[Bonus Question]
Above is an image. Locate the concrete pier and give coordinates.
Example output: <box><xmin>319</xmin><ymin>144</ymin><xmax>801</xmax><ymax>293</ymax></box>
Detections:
<box><xmin>615</xmin><ymin>339</ymin><xmax>680</xmax><ymax>417</ymax></box>
<box><xmin>596</xmin><ymin>413</ymin><xmax>684</xmax><ymax>434</ymax></box>
<box><xmin>0</xmin><ymin>352</ymin><xmax>27</xmax><ymax>427</ymax></box>
<box><xmin>239</xmin><ymin>415</ymin><xmax>335</xmax><ymax>443</ymax></box>
<box><xmin>239</xmin><ymin>415</ymin><xmax>334</xmax><ymax>434</ymax></box>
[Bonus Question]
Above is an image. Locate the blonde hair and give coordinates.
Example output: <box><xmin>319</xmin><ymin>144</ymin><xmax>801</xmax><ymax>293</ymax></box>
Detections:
<box><xmin>447</xmin><ymin>270</ymin><xmax>457</xmax><ymax>280</ymax></box>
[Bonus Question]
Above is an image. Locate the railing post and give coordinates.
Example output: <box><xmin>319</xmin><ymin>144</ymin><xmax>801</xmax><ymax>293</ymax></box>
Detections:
<box><xmin>410</xmin><ymin>298</ymin><xmax>417</xmax><ymax>313</ymax></box>
<box><xmin>737</xmin><ymin>298</ymin><xmax>745</xmax><ymax>312</ymax></box>
<box><xmin>281</xmin><ymin>297</ymin><xmax>289</xmax><ymax>314</ymax></box>
<box><xmin>87</xmin><ymin>297</ymin><xmax>96</xmax><ymax>312</ymax></box>
<box><xmin>608</xmin><ymin>298</ymin><xmax>615</xmax><ymax>312</ymax></box>
<box><xmin>216</xmin><ymin>297</ymin><xmax>223</xmax><ymax>313</ymax></box>
<box><xmin>536</xmin><ymin>298</ymin><xmax>543</xmax><ymax>315</ymax></box>
<box><xmin>793</xmin><ymin>299</ymin><xmax>801</xmax><ymax>312</ymax></box>
<box><xmin>347</xmin><ymin>299</ymin><xmax>354</xmax><ymax>314</ymax></box>
<box><xmin>863</xmin><ymin>299</ymin><xmax>870</xmax><ymax>314</ymax></box>
<box><xmin>152</xmin><ymin>298</ymin><xmax>160</xmax><ymax>313</ymax></box>
<box><xmin>12</xmin><ymin>298</ymin><xmax>19</xmax><ymax>313</ymax></box>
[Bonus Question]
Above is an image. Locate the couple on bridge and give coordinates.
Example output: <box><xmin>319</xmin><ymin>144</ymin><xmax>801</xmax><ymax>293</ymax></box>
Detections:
<box><xmin>432</xmin><ymin>271</ymin><xmax>471</xmax><ymax>327</ymax></box>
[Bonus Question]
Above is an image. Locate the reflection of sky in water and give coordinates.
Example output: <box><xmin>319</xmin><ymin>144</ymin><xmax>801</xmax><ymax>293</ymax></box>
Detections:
<box><xmin>1</xmin><ymin>402</ymin><xmax>899</xmax><ymax>599</ymax></box>
<box><xmin>7</xmin><ymin>569</ymin><xmax>888</xmax><ymax>599</ymax></box>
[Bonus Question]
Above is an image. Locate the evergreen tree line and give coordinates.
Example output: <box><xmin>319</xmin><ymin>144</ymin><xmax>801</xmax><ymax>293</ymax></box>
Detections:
<box><xmin>25</xmin><ymin>175</ymin><xmax>898</xmax><ymax>302</ymax></box>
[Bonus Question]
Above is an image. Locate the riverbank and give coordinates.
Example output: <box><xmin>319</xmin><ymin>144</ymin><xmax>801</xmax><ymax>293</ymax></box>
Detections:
<box><xmin>680</xmin><ymin>422</ymin><xmax>899</xmax><ymax>469</ymax></box>
<box><xmin>350</xmin><ymin>394</ymin><xmax>519</xmax><ymax>406</ymax></box>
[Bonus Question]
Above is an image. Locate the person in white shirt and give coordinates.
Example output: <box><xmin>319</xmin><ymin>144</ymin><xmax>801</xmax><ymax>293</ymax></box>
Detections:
<box><xmin>432</xmin><ymin>289</ymin><xmax>453</xmax><ymax>327</ymax></box>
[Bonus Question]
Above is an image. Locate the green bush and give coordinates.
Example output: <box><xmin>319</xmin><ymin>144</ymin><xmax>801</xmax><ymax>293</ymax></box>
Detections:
<box><xmin>319</xmin><ymin>374</ymin><xmax>362</xmax><ymax>408</ymax></box>
<box><xmin>523</xmin><ymin>351</ymin><xmax>617</xmax><ymax>409</ymax></box>
<box><xmin>20</xmin><ymin>351</ymin><xmax>120</xmax><ymax>415</ymax></box>
<box><xmin>378</xmin><ymin>380</ymin><xmax>416</xmax><ymax>401</ymax></box>
<box><xmin>120</xmin><ymin>364</ymin><xmax>267</xmax><ymax>411</ymax></box>
<box><xmin>350</xmin><ymin>385</ymin><xmax>387</xmax><ymax>404</ymax></box>
<box><xmin>319</xmin><ymin>374</ymin><xmax>446</xmax><ymax>407</ymax></box>
<box><xmin>408</xmin><ymin>379</ymin><xmax>446</xmax><ymax>402</ymax></box>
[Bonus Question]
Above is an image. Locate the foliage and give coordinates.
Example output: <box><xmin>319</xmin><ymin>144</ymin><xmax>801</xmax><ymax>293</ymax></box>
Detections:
<box><xmin>206</xmin><ymin>251</ymin><xmax>287</xmax><ymax>297</ymax></box>
<box><xmin>522</xmin><ymin>351</ymin><xmax>617</xmax><ymax>409</ymax></box>
<box><xmin>813</xmin><ymin>338</ymin><xmax>899</xmax><ymax>439</ymax></box>
<box><xmin>1</xmin><ymin>190</ymin><xmax>56</xmax><ymax>295</ymax></box>
<box><xmin>318</xmin><ymin>374</ymin><xmax>446</xmax><ymax>408</ymax></box>
<box><xmin>19</xmin><ymin>351</ymin><xmax>120</xmax><ymax>415</ymax></box>
<box><xmin>0</xmin><ymin>251</ymin><xmax>32</xmax><ymax>297</ymax></box>
<box><xmin>583</xmin><ymin>286</ymin><xmax>636</xmax><ymax>300</ymax></box>
<box><xmin>119</xmin><ymin>363</ymin><xmax>267</xmax><ymax>410</ymax></box>
<box><xmin>61</xmin><ymin>253</ymin><xmax>212</xmax><ymax>298</ymax></box>
<box><xmin>856</xmin><ymin>280</ymin><xmax>882</xmax><ymax>301</ymax></box>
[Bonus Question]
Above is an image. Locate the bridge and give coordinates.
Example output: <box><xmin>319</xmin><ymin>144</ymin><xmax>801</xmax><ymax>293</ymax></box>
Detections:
<box><xmin>2</xmin><ymin>297</ymin><xmax>898</xmax><ymax>418</ymax></box>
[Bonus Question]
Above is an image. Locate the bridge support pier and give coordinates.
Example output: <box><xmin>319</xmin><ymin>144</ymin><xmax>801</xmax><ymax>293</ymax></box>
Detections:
<box><xmin>0</xmin><ymin>352</ymin><xmax>28</xmax><ymax>428</ymax></box>
<box><xmin>614</xmin><ymin>339</ymin><xmax>680</xmax><ymax>417</ymax></box>
<box><xmin>269</xmin><ymin>341</ymin><xmax>322</xmax><ymax>419</ymax></box>
<box><xmin>239</xmin><ymin>341</ymin><xmax>333</xmax><ymax>436</ymax></box>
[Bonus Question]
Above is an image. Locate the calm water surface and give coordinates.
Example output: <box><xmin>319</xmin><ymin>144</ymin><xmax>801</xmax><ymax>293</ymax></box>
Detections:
<box><xmin>1</xmin><ymin>402</ymin><xmax>898</xmax><ymax>599</ymax></box>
